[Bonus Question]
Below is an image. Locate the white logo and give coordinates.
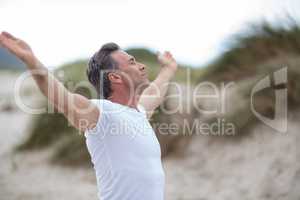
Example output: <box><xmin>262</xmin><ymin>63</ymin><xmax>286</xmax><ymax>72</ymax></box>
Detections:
<box><xmin>251</xmin><ymin>67</ymin><xmax>287</xmax><ymax>133</ymax></box>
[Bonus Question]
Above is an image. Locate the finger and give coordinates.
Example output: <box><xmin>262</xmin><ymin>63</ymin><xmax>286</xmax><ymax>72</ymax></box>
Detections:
<box><xmin>2</xmin><ymin>31</ymin><xmax>17</xmax><ymax>40</ymax></box>
<box><xmin>0</xmin><ymin>34</ymin><xmax>17</xmax><ymax>52</ymax></box>
<box><xmin>166</xmin><ymin>51</ymin><xmax>173</xmax><ymax>57</ymax></box>
<box><xmin>0</xmin><ymin>34</ymin><xmax>7</xmax><ymax>47</ymax></box>
<box><xmin>164</xmin><ymin>51</ymin><xmax>172</xmax><ymax>59</ymax></box>
<box><xmin>168</xmin><ymin>52</ymin><xmax>175</xmax><ymax>60</ymax></box>
<box><xmin>0</xmin><ymin>38</ymin><xmax>11</xmax><ymax>49</ymax></box>
<box><xmin>0</xmin><ymin>34</ymin><xmax>3</xmax><ymax>44</ymax></box>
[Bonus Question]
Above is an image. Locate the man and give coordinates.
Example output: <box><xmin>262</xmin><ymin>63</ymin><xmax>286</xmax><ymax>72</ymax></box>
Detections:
<box><xmin>0</xmin><ymin>31</ymin><xmax>177</xmax><ymax>200</ymax></box>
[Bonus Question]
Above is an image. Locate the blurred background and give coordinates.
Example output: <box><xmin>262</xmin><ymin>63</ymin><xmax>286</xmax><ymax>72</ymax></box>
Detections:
<box><xmin>1</xmin><ymin>0</ymin><xmax>300</xmax><ymax>199</ymax></box>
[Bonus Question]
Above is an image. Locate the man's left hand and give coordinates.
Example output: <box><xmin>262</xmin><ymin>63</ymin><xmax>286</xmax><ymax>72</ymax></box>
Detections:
<box><xmin>157</xmin><ymin>51</ymin><xmax>178</xmax><ymax>72</ymax></box>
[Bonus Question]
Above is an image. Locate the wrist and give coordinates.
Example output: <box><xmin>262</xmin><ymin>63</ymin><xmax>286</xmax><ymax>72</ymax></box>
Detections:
<box><xmin>161</xmin><ymin>64</ymin><xmax>177</xmax><ymax>74</ymax></box>
<box><xmin>26</xmin><ymin>55</ymin><xmax>42</xmax><ymax>69</ymax></box>
<box><xmin>160</xmin><ymin>66</ymin><xmax>177</xmax><ymax>80</ymax></box>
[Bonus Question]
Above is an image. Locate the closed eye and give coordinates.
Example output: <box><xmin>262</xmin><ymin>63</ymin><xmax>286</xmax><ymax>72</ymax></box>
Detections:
<box><xmin>129</xmin><ymin>57</ymin><xmax>136</xmax><ymax>64</ymax></box>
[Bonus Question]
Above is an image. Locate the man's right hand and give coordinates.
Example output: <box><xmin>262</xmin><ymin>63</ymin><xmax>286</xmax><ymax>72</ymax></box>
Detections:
<box><xmin>0</xmin><ymin>31</ymin><xmax>36</xmax><ymax>67</ymax></box>
<box><xmin>0</xmin><ymin>31</ymin><xmax>100</xmax><ymax>133</ymax></box>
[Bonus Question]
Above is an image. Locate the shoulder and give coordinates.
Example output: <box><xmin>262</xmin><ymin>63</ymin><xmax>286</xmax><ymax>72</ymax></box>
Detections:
<box><xmin>90</xmin><ymin>99</ymin><xmax>126</xmax><ymax>115</ymax></box>
<box><xmin>137</xmin><ymin>103</ymin><xmax>148</xmax><ymax>117</ymax></box>
<box><xmin>84</xmin><ymin>99</ymin><xmax>112</xmax><ymax>137</ymax></box>
<box><xmin>89</xmin><ymin>98</ymin><xmax>113</xmax><ymax>109</ymax></box>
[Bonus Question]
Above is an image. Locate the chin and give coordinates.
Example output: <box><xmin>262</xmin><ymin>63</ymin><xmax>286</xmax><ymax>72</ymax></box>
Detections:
<box><xmin>144</xmin><ymin>79</ymin><xmax>150</xmax><ymax>87</ymax></box>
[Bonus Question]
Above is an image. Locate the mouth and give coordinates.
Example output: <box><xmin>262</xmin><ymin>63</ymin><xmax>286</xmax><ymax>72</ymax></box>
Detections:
<box><xmin>142</xmin><ymin>73</ymin><xmax>148</xmax><ymax>77</ymax></box>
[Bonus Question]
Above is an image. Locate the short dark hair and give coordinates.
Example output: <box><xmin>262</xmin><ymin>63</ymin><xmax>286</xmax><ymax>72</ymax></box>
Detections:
<box><xmin>87</xmin><ymin>43</ymin><xmax>120</xmax><ymax>99</ymax></box>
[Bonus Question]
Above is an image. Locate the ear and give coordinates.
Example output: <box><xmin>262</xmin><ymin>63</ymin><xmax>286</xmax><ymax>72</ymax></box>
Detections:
<box><xmin>108</xmin><ymin>72</ymin><xmax>123</xmax><ymax>84</ymax></box>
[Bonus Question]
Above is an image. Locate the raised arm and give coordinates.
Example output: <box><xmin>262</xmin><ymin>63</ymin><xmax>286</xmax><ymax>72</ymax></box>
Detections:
<box><xmin>139</xmin><ymin>51</ymin><xmax>177</xmax><ymax>118</ymax></box>
<box><xmin>0</xmin><ymin>31</ymin><xmax>99</xmax><ymax>132</ymax></box>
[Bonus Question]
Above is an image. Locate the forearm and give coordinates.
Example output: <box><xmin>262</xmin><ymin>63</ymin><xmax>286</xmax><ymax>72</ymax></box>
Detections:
<box><xmin>151</xmin><ymin>67</ymin><xmax>176</xmax><ymax>98</ymax></box>
<box><xmin>140</xmin><ymin>67</ymin><xmax>176</xmax><ymax>115</ymax></box>
<box><xmin>25</xmin><ymin>57</ymin><xmax>70</xmax><ymax>114</ymax></box>
<box><xmin>26</xmin><ymin>57</ymin><xmax>50</xmax><ymax>94</ymax></box>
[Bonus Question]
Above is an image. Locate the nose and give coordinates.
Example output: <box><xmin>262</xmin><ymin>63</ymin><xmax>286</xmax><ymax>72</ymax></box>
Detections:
<box><xmin>139</xmin><ymin>63</ymin><xmax>146</xmax><ymax>71</ymax></box>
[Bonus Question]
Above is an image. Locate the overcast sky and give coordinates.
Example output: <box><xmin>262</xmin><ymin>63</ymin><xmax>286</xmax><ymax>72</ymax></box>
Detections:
<box><xmin>1</xmin><ymin>0</ymin><xmax>299</xmax><ymax>68</ymax></box>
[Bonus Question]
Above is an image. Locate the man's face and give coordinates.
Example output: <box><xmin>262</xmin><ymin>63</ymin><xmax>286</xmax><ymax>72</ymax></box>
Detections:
<box><xmin>111</xmin><ymin>50</ymin><xmax>150</xmax><ymax>92</ymax></box>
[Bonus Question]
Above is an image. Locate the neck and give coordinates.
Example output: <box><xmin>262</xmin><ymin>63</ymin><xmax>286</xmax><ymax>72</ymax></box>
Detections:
<box><xmin>107</xmin><ymin>86</ymin><xmax>141</xmax><ymax>109</ymax></box>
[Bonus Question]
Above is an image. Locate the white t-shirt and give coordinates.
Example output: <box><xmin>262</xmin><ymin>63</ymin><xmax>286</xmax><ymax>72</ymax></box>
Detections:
<box><xmin>84</xmin><ymin>99</ymin><xmax>165</xmax><ymax>200</ymax></box>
